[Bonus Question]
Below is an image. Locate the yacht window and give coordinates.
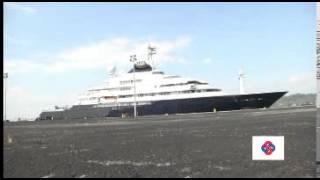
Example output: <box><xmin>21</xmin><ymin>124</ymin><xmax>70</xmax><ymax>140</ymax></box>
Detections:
<box><xmin>160</xmin><ymin>92</ymin><xmax>170</xmax><ymax>95</ymax></box>
<box><xmin>187</xmin><ymin>80</ymin><xmax>208</xmax><ymax>85</ymax></box>
<box><xmin>160</xmin><ymin>82</ymin><xmax>208</xmax><ymax>87</ymax></box>
<box><xmin>152</xmin><ymin>71</ymin><xmax>164</xmax><ymax>75</ymax></box>
<box><xmin>205</xmin><ymin>89</ymin><xmax>221</xmax><ymax>92</ymax></box>
<box><xmin>117</xmin><ymin>88</ymin><xmax>221</xmax><ymax>99</ymax></box>
<box><xmin>164</xmin><ymin>75</ymin><xmax>180</xmax><ymax>79</ymax></box>
<box><xmin>120</xmin><ymin>87</ymin><xmax>131</xmax><ymax>91</ymax></box>
<box><xmin>120</xmin><ymin>79</ymin><xmax>142</xmax><ymax>85</ymax></box>
<box><xmin>119</xmin><ymin>95</ymin><xmax>133</xmax><ymax>98</ymax></box>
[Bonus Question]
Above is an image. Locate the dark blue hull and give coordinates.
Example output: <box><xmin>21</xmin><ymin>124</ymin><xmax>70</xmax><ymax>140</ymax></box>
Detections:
<box><xmin>39</xmin><ymin>91</ymin><xmax>287</xmax><ymax>120</ymax></box>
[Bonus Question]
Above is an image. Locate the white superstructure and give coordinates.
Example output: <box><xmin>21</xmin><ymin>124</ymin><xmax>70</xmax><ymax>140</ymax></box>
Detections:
<box><xmin>75</xmin><ymin>46</ymin><xmax>225</xmax><ymax>106</ymax></box>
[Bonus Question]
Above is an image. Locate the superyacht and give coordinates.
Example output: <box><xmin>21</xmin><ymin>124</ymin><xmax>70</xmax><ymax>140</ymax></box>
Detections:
<box><xmin>38</xmin><ymin>46</ymin><xmax>287</xmax><ymax>120</ymax></box>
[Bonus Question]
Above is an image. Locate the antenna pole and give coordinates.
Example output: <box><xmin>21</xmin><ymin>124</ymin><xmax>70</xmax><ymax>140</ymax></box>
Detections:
<box><xmin>148</xmin><ymin>45</ymin><xmax>156</xmax><ymax>70</ymax></box>
<box><xmin>130</xmin><ymin>55</ymin><xmax>137</xmax><ymax>118</ymax></box>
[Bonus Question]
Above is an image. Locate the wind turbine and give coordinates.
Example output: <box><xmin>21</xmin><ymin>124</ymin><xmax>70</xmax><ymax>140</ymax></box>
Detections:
<box><xmin>239</xmin><ymin>68</ymin><xmax>247</xmax><ymax>94</ymax></box>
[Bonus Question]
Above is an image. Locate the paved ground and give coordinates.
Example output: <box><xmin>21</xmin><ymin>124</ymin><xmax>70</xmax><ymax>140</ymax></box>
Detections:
<box><xmin>316</xmin><ymin>108</ymin><xmax>320</xmax><ymax>177</ymax></box>
<box><xmin>3</xmin><ymin>107</ymin><xmax>316</xmax><ymax>178</ymax></box>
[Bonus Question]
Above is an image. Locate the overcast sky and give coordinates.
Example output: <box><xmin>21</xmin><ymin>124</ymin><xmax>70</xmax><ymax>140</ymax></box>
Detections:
<box><xmin>3</xmin><ymin>2</ymin><xmax>316</xmax><ymax>120</ymax></box>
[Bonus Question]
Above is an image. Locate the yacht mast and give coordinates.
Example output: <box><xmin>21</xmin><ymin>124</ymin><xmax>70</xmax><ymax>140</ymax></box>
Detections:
<box><xmin>147</xmin><ymin>44</ymin><xmax>156</xmax><ymax>69</ymax></box>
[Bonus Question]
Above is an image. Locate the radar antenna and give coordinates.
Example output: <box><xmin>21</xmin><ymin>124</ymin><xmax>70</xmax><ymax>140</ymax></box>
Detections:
<box><xmin>108</xmin><ymin>66</ymin><xmax>117</xmax><ymax>77</ymax></box>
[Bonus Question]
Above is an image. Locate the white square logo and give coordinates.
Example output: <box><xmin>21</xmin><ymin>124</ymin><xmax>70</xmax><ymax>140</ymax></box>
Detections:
<box><xmin>252</xmin><ymin>136</ymin><xmax>284</xmax><ymax>160</ymax></box>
